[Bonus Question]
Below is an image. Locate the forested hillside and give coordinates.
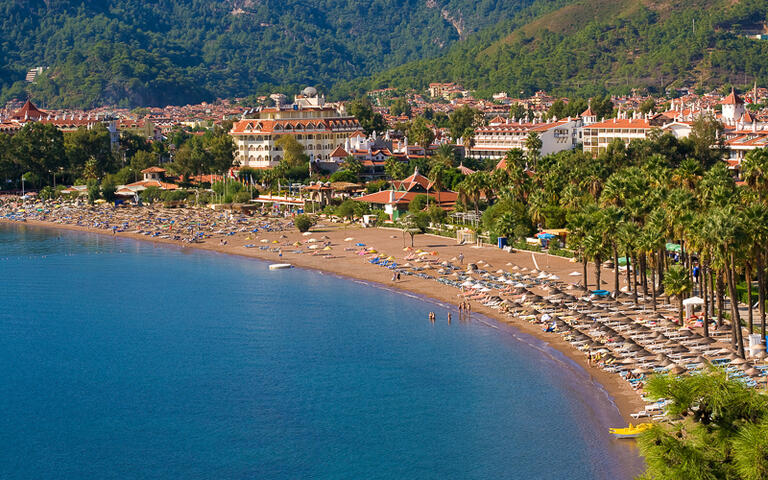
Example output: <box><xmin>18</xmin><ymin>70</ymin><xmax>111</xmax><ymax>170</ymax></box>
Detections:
<box><xmin>341</xmin><ymin>0</ymin><xmax>768</xmax><ymax>98</ymax></box>
<box><xmin>0</xmin><ymin>0</ymin><xmax>533</xmax><ymax>108</ymax></box>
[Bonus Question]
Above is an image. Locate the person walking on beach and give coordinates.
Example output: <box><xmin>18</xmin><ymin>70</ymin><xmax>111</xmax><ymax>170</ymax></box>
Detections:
<box><xmin>458</xmin><ymin>252</ymin><xmax>464</xmax><ymax>265</ymax></box>
<box><xmin>392</xmin><ymin>272</ymin><xmax>397</xmax><ymax>282</ymax></box>
<box><xmin>447</xmin><ymin>312</ymin><xmax>452</xmax><ymax>324</ymax></box>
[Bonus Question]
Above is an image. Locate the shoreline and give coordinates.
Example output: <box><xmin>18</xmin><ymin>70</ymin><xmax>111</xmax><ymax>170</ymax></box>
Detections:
<box><xmin>0</xmin><ymin>215</ymin><xmax>645</xmax><ymax>422</ymax></box>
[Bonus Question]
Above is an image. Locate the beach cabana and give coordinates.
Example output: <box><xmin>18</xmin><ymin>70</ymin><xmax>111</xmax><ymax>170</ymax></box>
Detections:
<box><xmin>682</xmin><ymin>296</ymin><xmax>705</xmax><ymax>319</ymax></box>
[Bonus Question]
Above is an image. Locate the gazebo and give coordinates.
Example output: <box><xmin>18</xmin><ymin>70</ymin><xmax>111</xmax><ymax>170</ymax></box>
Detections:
<box><xmin>682</xmin><ymin>296</ymin><xmax>705</xmax><ymax>319</ymax></box>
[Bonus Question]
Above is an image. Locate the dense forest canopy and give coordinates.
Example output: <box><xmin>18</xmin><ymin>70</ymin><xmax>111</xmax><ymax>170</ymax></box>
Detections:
<box><xmin>4</xmin><ymin>0</ymin><xmax>768</xmax><ymax>108</ymax></box>
<box><xmin>0</xmin><ymin>0</ymin><xmax>534</xmax><ymax>108</ymax></box>
<box><xmin>339</xmin><ymin>0</ymin><xmax>768</xmax><ymax>99</ymax></box>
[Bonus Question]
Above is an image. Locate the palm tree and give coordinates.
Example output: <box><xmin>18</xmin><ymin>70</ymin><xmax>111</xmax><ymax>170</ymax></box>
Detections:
<box><xmin>741</xmin><ymin>147</ymin><xmax>768</xmax><ymax>201</ymax></box>
<box><xmin>524</xmin><ymin>132</ymin><xmax>542</xmax><ymax>169</ymax></box>
<box><xmin>670</xmin><ymin>156</ymin><xmax>702</xmax><ymax>191</ymax></box>
<box><xmin>599</xmin><ymin>206</ymin><xmax>624</xmax><ymax>296</ymax></box>
<box><xmin>637</xmin><ymin>224</ymin><xmax>663</xmax><ymax>311</ymax></box>
<box><xmin>428</xmin><ymin>162</ymin><xmax>448</xmax><ymax>206</ymax></box>
<box><xmin>432</xmin><ymin>144</ymin><xmax>456</xmax><ymax>167</ymax></box>
<box><xmin>617</xmin><ymin>221</ymin><xmax>640</xmax><ymax>303</ymax></box>
<box><xmin>704</xmin><ymin>207</ymin><xmax>746</xmax><ymax>357</ymax></box>
<box><xmin>583</xmin><ymin>231</ymin><xmax>607</xmax><ymax>289</ymax></box>
<box><xmin>742</xmin><ymin>150</ymin><xmax>768</xmax><ymax>345</ymax></box>
<box><xmin>664</xmin><ymin>265</ymin><xmax>692</xmax><ymax>325</ymax></box>
<box><xmin>456</xmin><ymin>171</ymin><xmax>486</xmax><ymax>216</ymax></box>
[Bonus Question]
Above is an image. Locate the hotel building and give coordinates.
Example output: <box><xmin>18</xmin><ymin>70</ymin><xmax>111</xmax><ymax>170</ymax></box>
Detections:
<box><xmin>230</xmin><ymin>88</ymin><xmax>362</xmax><ymax>169</ymax></box>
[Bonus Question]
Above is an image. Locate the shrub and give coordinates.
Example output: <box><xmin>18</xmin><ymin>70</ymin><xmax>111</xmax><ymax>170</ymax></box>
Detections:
<box><xmin>330</xmin><ymin>169</ymin><xmax>358</xmax><ymax>183</ymax></box>
<box><xmin>140</xmin><ymin>186</ymin><xmax>163</xmax><ymax>204</ymax></box>
<box><xmin>233</xmin><ymin>191</ymin><xmax>252</xmax><ymax>204</ymax></box>
<box><xmin>336</xmin><ymin>199</ymin><xmax>356</xmax><ymax>219</ymax></box>
<box><xmin>408</xmin><ymin>194</ymin><xmax>430</xmax><ymax>213</ymax></box>
<box><xmin>161</xmin><ymin>190</ymin><xmax>189</xmax><ymax>202</ymax></box>
<box><xmin>366</xmin><ymin>180</ymin><xmax>389</xmax><ymax>193</ymax></box>
<box><xmin>295</xmin><ymin>214</ymin><xmax>314</xmax><ymax>232</ymax></box>
<box><xmin>38</xmin><ymin>186</ymin><xmax>56</xmax><ymax>200</ymax></box>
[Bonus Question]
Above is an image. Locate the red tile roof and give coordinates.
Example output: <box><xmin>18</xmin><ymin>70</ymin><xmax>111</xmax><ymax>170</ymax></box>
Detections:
<box><xmin>230</xmin><ymin>117</ymin><xmax>361</xmax><ymax>135</ymax></box>
<box><xmin>354</xmin><ymin>190</ymin><xmax>457</xmax><ymax>207</ymax></box>
<box><xmin>722</xmin><ymin>88</ymin><xmax>744</xmax><ymax>105</ymax></box>
<box><xmin>330</xmin><ymin>146</ymin><xmax>349</xmax><ymax>158</ymax></box>
<box><xmin>10</xmin><ymin>100</ymin><xmax>46</xmax><ymax>121</ymax></box>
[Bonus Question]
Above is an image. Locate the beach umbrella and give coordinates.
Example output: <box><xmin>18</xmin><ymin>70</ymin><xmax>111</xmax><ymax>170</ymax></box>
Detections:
<box><xmin>669</xmin><ymin>365</ymin><xmax>687</xmax><ymax>375</ymax></box>
<box><xmin>731</xmin><ymin>357</ymin><xmax>748</xmax><ymax>365</ymax></box>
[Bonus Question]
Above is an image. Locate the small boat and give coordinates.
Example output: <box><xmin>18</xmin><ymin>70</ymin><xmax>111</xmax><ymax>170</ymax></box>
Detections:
<box><xmin>269</xmin><ymin>263</ymin><xmax>293</xmax><ymax>270</ymax></box>
<box><xmin>609</xmin><ymin>423</ymin><xmax>652</xmax><ymax>439</ymax></box>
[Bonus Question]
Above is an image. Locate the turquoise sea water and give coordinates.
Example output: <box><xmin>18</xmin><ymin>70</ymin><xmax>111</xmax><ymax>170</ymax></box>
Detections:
<box><xmin>0</xmin><ymin>224</ymin><xmax>643</xmax><ymax>479</ymax></box>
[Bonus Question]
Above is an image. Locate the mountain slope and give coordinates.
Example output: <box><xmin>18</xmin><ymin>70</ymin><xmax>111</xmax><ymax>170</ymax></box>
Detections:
<box><xmin>343</xmin><ymin>0</ymin><xmax>768</xmax><ymax>97</ymax></box>
<box><xmin>0</xmin><ymin>0</ymin><xmax>534</xmax><ymax>108</ymax></box>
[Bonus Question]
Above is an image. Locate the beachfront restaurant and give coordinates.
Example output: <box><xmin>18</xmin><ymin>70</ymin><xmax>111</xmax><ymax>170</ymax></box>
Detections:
<box><xmin>353</xmin><ymin>168</ymin><xmax>457</xmax><ymax>220</ymax></box>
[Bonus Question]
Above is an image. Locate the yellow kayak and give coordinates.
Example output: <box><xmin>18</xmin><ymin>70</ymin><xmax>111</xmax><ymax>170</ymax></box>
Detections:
<box><xmin>609</xmin><ymin>423</ymin><xmax>652</xmax><ymax>439</ymax></box>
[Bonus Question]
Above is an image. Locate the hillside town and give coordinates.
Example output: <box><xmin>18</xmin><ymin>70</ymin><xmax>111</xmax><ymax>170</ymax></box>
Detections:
<box><xmin>1</xmin><ymin>82</ymin><xmax>767</xmax><ymax>214</ymax></box>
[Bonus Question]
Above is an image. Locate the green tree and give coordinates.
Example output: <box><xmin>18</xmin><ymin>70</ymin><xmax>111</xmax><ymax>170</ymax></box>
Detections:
<box><xmin>13</xmin><ymin>123</ymin><xmax>66</xmax><ymax>183</ymax></box>
<box><xmin>64</xmin><ymin>124</ymin><xmax>115</xmax><ymax>178</ymax></box>
<box><xmin>524</xmin><ymin>132</ymin><xmax>543</xmax><ymax>167</ymax></box>
<box><xmin>407</xmin><ymin>116</ymin><xmax>435</xmax><ymax>148</ymax></box>
<box><xmin>448</xmin><ymin>106</ymin><xmax>481</xmax><ymax>140</ymax></box>
<box><xmin>275</xmin><ymin>135</ymin><xmax>309</xmax><ymax>167</ymax></box>
<box><xmin>638</xmin><ymin>369</ymin><xmax>768</xmax><ymax>480</ymax></box>
<box><xmin>384</xmin><ymin>157</ymin><xmax>409</xmax><ymax>180</ymax></box>
<box><xmin>638</xmin><ymin>97</ymin><xmax>656</xmax><ymax>114</ymax></box>
<box><xmin>342</xmin><ymin>156</ymin><xmax>363</xmax><ymax>176</ymax></box>
<box><xmin>389</xmin><ymin>97</ymin><xmax>412</xmax><ymax>117</ymax></box>
<box><xmin>347</xmin><ymin>97</ymin><xmax>387</xmax><ymax>135</ymax></box>
<box><xmin>294</xmin><ymin>214</ymin><xmax>314</xmax><ymax>233</ymax></box>
<box><xmin>664</xmin><ymin>265</ymin><xmax>693</xmax><ymax>325</ymax></box>
<box><xmin>401</xmin><ymin>212</ymin><xmax>429</xmax><ymax>246</ymax></box>
<box><xmin>336</xmin><ymin>199</ymin><xmax>356</xmax><ymax>221</ymax></box>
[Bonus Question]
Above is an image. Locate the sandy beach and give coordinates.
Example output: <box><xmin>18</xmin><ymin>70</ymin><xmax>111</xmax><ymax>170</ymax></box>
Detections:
<box><xmin>0</xmin><ymin>203</ymin><xmax>657</xmax><ymax>421</ymax></box>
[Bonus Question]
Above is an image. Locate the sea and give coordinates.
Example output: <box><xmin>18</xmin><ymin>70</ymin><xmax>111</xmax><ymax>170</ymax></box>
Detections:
<box><xmin>0</xmin><ymin>224</ymin><xmax>644</xmax><ymax>479</ymax></box>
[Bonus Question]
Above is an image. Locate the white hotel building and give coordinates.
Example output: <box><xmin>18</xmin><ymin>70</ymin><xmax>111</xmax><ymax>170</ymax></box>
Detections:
<box><xmin>468</xmin><ymin>116</ymin><xmax>583</xmax><ymax>160</ymax></box>
<box><xmin>230</xmin><ymin>88</ymin><xmax>362</xmax><ymax>169</ymax></box>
